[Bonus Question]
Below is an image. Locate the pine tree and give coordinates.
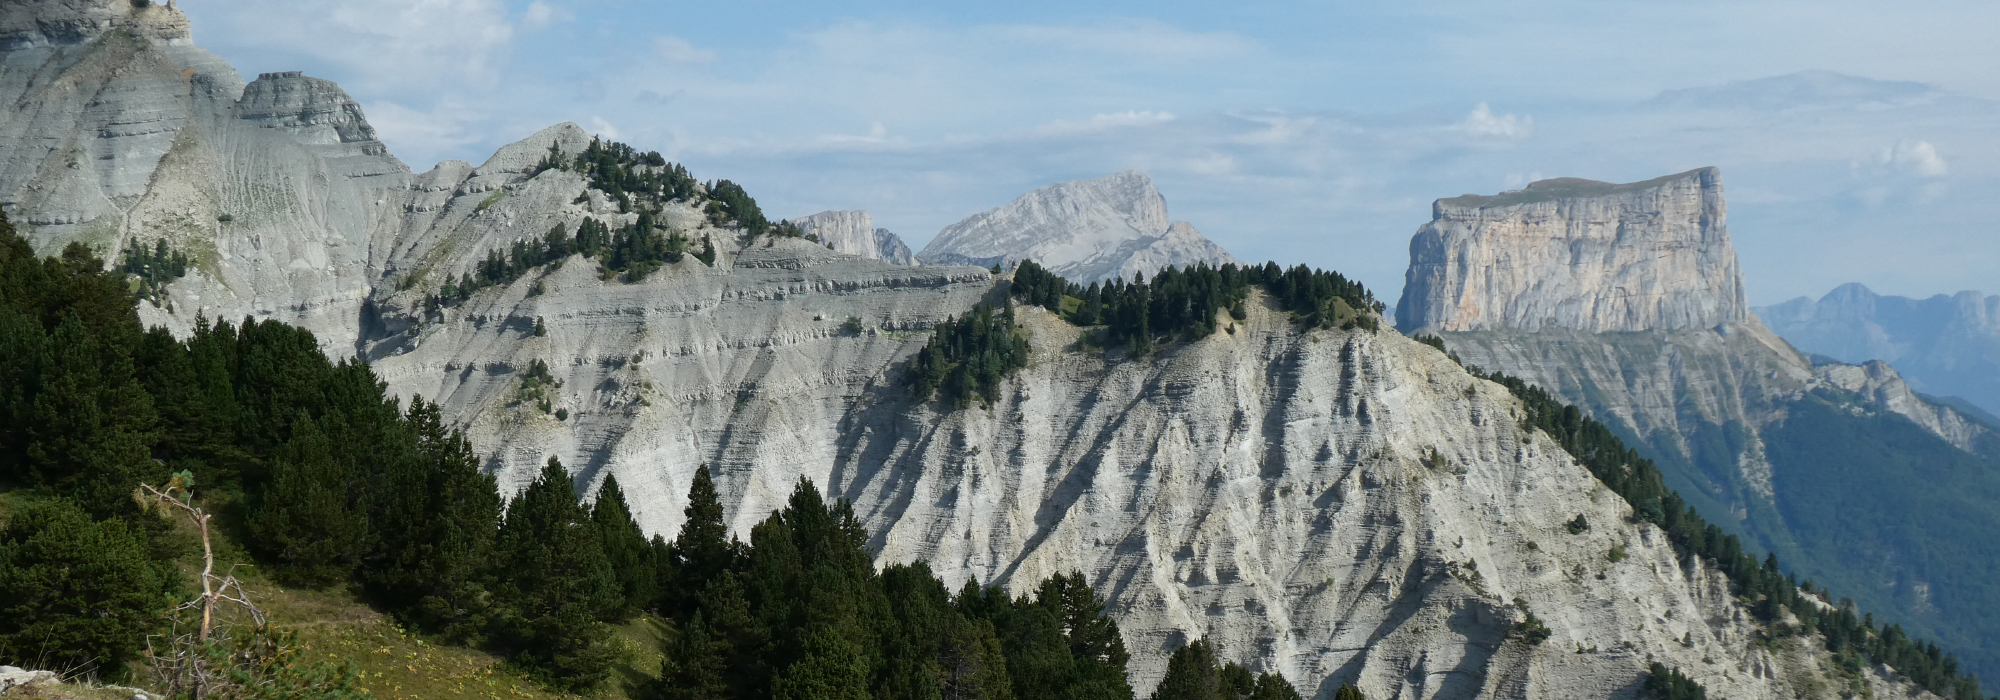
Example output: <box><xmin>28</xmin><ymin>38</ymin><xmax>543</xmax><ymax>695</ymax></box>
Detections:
<box><xmin>1332</xmin><ymin>685</ymin><xmax>1365</xmax><ymax>700</ymax></box>
<box><xmin>1150</xmin><ymin>639</ymin><xmax>1222</xmax><ymax>700</ymax></box>
<box><xmin>0</xmin><ymin>498</ymin><xmax>173</xmax><ymax>674</ymax></box>
<box><xmin>648</xmin><ymin>612</ymin><xmax>731</xmax><ymax>700</ymax></box>
<box><xmin>592</xmin><ymin>474</ymin><xmax>656</xmax><ymax>621</ymax></box>
<box><xmin>22</xmin><ymin>314</ymin><xmax>161</xmax><ymax>517</ymax></box>
<box><xmin>248</xmin><ymin>415</ymin><xmax>368</xmax><ymax>587</ymax></box>
<box><xmin>669</xmin><ymin>464</ymin><xmax>736</xmax><ymax>615</ymax></box>
<box><xmin>365</xmin><ymin>396</ymin><xmax>502</xmax><ymax>641</ymax></box>
<box><xmin>772</xmin><ymin>627</ymin><xmax>872</xmax><ymax>700</ymax></box>
<box><xmin>494</xmin><ymin>457</ymin><xmax>619</xmax><ymax>689</ymax></box>
<box><xmin>1248</xmin><ymin>674</ymin><xmax>1304</xmax><ymax>700</ymax></box>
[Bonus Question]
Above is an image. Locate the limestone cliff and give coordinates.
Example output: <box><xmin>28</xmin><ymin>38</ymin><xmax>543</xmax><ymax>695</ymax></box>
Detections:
<box><xmin>1397</xmin><ymin>168</ymin><xmax>1747</xmax><ymax>334</ymax></box>
<box><xmin>789</xmin><ymin>209</ymin><xmax>917</xmax><ymax>265</ymax></box>
<box><xmin>0</xmin><ymin>5</ymin><xmax>408</xmax><ymax>353</ymax></box>
<box><xmin>918</xmin><ymin>170</ymin><xmax>1235</xmax><ymax>283</ymax></box>
<box><xmin>1399</xmin><ymin>168</ymin><xmax>2000</xmax><ymax>682</ymax></box>
<box><xmin>363</xmin><ymin>241</ymin><xmax>1918</xmax><ymax>698</ymax></box>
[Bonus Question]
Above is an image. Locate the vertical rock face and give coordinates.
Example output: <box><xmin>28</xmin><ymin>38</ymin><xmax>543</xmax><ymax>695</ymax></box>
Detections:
<box><xmin>235</xmin><ymin>71</ymin><xmax>385</xmax><ymax>148</ymax></box>
<box><xmin>1759</xmin><ymin>283</ymin><xmax>2000</xmax><ymax>418</ymax></box>
<box><xmin>1400</xmin><ymin>167</ymin><xmax>2000</xmax><ymax>682</ymax></box>
<box><xmin>789</xmin><ymin>209</ymin><xmax>916</xmax><ymax>265</ymax></box>
<box><xmin>1397</xmin><ymin>168</ymin><xmax>1748</xmax><ymax>333</ymax></box>
<box><xmin>918</xmin><ymin>170</ymin><xmax>1234</xmax><ymax>283</ymax></box>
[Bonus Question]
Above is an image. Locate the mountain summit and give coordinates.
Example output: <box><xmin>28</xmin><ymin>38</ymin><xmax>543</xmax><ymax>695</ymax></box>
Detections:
<box><xmin>1398</xmin><ymin>167</ymin><xmax>1747</xmax><ymax>333</ymax></box>
<box><xmin>918</xmin><ymin>170</ymin><xmax>1234</xmax><ymax>282</ymax></box>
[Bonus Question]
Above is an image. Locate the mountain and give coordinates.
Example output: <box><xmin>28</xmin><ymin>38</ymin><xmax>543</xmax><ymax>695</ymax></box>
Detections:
<box><xmin>1399</xmin><ymin>168</ymin><xmax>1747</xmax><ymax>333</ymax></box>
<box><xmin>918</xmin><ymin>170</ymin><xmax>1235</xmax><ymax>283</ymax></box>
<box><xmin>1398</xmin><ymin>167</ymin><xmax>2000</xmax><ymax>682</ymax></box>
<box><xmin>0</xmin><ymin>4</ymin><xmax>1974</xmax><ymax>698</ymax></box>
<box><xmin>1758</xmin><ymin>283</ymin><xmax>2000</xmax><ymax>418</ymax></box>
<box><xmin>789</xmin><ymin>209</ymin><xmax>917</xmax><ymax>265</ymax></box>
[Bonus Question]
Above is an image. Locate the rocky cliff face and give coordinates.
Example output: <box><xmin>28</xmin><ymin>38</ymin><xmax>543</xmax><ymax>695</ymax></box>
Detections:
<box><xmin>789</xmin><ymin>209</ymin><xmax>916</xmax><ymax>265</ymax></box>
<box><xmin>1759</xmin><ymin>284</ymin><xmax>2000</xmax><ymax>419</ymax></box>
<box><xmin>1397</xmin><ymin>168</ymin><xmax>1748</xmax><ymax>334</ymax></box>
<box><xmin>1400</xmin><ymin>167</ymin><xmax>2000</xmax><ymax>682</ymax></box>
<box><xmin>918</xmin><ymin>170</ymin><xmax>1235</xmax><ymax>283</ymax></box>
<box><xmin>0</xmin><ymin>6</ymin><xmax>1963</xmax><ymax>697</ymax></box>
<box><xmin>0</xmin><ymin>4</ymin><xmax>409</xmax><ymax>353</ymax></box>
<box><xmin>361</xmin><ymin>237</ymin><xmax>1915</xmax><ymax>698</ymax></box>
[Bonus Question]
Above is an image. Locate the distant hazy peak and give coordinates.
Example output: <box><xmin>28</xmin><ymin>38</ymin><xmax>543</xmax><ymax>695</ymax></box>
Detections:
<box><xmin>1399</xmin><ymin>167</ymin><xmax>1746</xmax><ymax>333</ymax></box>
<box><xmin>918</xmin><ymin>170</ymin><xmax>1233</xmax><ymax>283</ymax></box>
<box><xmin>1757</xmin><ymin>283</ymin><xmax>2000</xmax><ymax>417</ymax></box>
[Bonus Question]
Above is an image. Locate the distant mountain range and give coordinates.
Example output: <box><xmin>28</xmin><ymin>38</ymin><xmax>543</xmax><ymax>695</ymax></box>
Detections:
<box><xmin>1759</xmin><ymin>284</ymin><xmax>2000</xmax><ymax>419</ymax></box>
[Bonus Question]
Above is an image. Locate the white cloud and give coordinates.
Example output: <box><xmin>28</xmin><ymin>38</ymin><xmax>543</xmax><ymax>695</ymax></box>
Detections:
<box><xmin>195</xmin><ymin>0</ymin><xmax>517</xmax><ymax>93</ymax></box>
<box><xmin>589</xmin><ymin>116</ymin><xmax>621</xmax><ymax>141</ymax></box>
<box><xmin>1456</xmin><ymin>103</ymin><xmax>1533</xmax><ymax>140</ymax></box>
<box><xmin>522</xmin><ymin>1</ymin><xmax>572</xmax><ymax>30</ymax></box>
<box><xmin>1032</xmin><ymin>111</ymin><xmax>1177</xmax><ymax>137</ymax></box>
<box><xmin>653</xmin><ymin>36</ymin><xmax>717</xmax><ymax>65</ymax></box>
<box><xmin>987</xmin><ymin>20</ymin><xmax>1258</xmax><ymax>62</ymax></box>
<box><xmin>1882</xmin><ymin>139</ymin><xmax>1948</xmax><ymax>177</ymax></box>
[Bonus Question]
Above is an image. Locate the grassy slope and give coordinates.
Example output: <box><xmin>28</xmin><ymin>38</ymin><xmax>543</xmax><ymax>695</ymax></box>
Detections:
<box><xmin>0</xmin><ymin>487</ymin><xmax>667</xmax><ymax>700</ymax></box>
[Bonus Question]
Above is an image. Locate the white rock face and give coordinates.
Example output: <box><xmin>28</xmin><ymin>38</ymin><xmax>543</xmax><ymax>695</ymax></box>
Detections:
<box><xmin>1759</xmin><ymin>283</ymin><xmax>2000</xmax><ymax>420</ymax></box>
<box><xmin>0</xmin><ymin>6</ymin><xmax>409</xmax><ymax>355</ymax></box>
<box><xmin>366</xmin><ymin>247</ymin><xmax>1920</xmax><ymax>698</ymax></box>
<box><xmin>919</xmin><ymin>170</ymin><xmax>1235</xmax><ymax>283</ymax></box>
<box><xmin>789</xmin><ymin>209</ymin><xmax>916</xmax><ymax>265</ymax></box>
<box><xmin>1397</xmin><ymin>168</ymin><xmax>1748</xmax><ymax>334</ymax></box>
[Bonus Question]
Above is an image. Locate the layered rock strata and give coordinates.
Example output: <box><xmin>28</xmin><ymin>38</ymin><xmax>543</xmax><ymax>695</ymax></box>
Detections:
<box><xmin>1397</xmin><ymin>168</ymin><xmax>1748</xmax><ymax>333</ymax></box>
<box><xmin>919</xmin><ymin>170</ymin><xmax>1235</xmax><ymax>283</ymax></box>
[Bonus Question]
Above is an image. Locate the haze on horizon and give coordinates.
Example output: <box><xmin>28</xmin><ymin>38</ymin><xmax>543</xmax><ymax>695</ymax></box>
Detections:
<box><xmin>179</xmin><ymin>0</ymin><xmax>1999</xmax><ymax>306</ymax></box>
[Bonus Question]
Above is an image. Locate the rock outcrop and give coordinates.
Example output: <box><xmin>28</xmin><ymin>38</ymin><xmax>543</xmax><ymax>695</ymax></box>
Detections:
<box><xmin>789</xmin><ymin>209</ymin><xmax>916</xmax><ymax>264</ymax></box>
<box><xmin>1397</xmin><ymin>168</ymin><xmax>1748</xmax><ymax>334</ymax></box>
<box><xmin>0</xmin><ymin>4</ymin><xmax>408</xmax><ymax>354</ymax></box>
<box><xmin>1399</xmin><ymin>167</ymin><xmax>2000</xmax><ymax>683</ymax></box>
<box><xmin>1759</xmin><ymin>283</ymin><xmax>2000</xmax><ymax>419</ymax></box>
<box><xmin>918</xmin><ymin>170</ymin><xmax>1235</xmax><ymax>283</ymax></box>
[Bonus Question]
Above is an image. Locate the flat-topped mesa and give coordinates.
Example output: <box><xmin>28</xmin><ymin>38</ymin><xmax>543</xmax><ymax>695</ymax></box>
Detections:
<box><xmin>789</xmin><ymin>210</ymin><xmax>916</xmax><ymax>265</ymax></box>
<box><xmin>1396</xmin><ymin>167</ymin><xmax>1749</xmax><ymax>333</ymax></box>
<box><xmin>0</xmin><ymin>0</ymin><xmax>189</xmax><ymax>50</ymax></box>
<box><xmin>919</xmin><ymin>170</ymin><xmax>1234</xmax><ymax>283</ymax></box>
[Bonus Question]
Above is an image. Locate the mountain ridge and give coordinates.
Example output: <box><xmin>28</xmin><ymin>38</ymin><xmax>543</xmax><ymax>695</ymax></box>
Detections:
<box><xmin>0</xmin><ymin>4</ymin><xmax>1974</xmax><ymax>697</ymax></box>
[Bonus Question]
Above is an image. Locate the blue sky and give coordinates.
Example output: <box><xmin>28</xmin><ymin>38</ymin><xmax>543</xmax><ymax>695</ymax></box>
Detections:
<box><xmin>182</xmin><ymin>0</ymin><xmax>2000</xmax><ymax>305</ymax></box>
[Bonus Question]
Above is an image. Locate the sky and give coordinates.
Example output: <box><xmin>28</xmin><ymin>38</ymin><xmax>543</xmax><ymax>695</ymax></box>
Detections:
<box><xmin>179</xmin><ymin>0</ymin><xmax>2000</xmax><ymax>306</ymax></box>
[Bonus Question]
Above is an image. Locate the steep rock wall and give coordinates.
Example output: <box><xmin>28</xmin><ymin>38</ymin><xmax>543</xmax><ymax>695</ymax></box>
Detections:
<box><xmin>1397</xmin><ymin>168</ymin><xmax>1748</xmax><ymax>334</ymax></box>
<box><xmin>790</xmin><ymin>209</ymin><xmax>917</xmax><ymax>265</ymax></box>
